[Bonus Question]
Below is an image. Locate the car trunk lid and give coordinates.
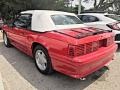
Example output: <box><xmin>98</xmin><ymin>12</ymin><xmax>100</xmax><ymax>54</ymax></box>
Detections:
<box><xmin>53</xmin><ymin>27</ymin><xmax>111</xmax><ymax>39</ymax></box>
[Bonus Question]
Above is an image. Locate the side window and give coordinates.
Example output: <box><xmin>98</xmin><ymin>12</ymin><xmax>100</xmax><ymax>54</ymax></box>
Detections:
<box><xmin>79</xmin><ymin>15</ymin><xmax>99</xmax><ymax>23</ymax></box>
<box><xmin>51</xmin><ymin>15</ymin><xmax>82</xmax><ymax>25</ymax></box>
<box><xmin>13</xmin><ymin>14</ymin><xmax>32</xmax><ymax>29</ymax></box>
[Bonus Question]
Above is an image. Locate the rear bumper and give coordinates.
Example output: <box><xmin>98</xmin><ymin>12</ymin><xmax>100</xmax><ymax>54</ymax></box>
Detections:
<box><xmin>71</xmin><ymin>45</ymin><xmax>117</xmax><ymax>78</ymax></box>
<box><xmin>52</xmin><ymin>44</ymin><xmax>118</xmax><ymax>79</ymax></box>
<box><xmin>71</xmin><ymin>44</ymin><xmax>117</xmax><ymax>78</ymax></box>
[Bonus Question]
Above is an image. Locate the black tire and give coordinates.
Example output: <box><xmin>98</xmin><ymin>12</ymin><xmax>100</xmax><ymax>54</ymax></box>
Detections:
<box><xmin>33</xmin><ymin>45</ymin><xmax>54</xmax><ymax>75</ymax></box>
<box><xmin>3</xmin><ymin>32</ymin><xmax>12</xmax><ymax>47</ymax></box>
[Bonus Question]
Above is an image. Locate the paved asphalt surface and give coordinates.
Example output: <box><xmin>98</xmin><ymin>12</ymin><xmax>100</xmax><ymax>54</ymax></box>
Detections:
<box><xmin>0</xmin><ymin>32</ymin><xmax>120</xmax><ymax>90</ymax></box>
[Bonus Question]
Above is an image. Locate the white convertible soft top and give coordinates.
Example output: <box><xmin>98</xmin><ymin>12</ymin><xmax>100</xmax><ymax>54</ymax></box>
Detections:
<box><xmin>21</xmin><ymin>10</ymin><xmax>86</xmax><ymax>32</ymax></box>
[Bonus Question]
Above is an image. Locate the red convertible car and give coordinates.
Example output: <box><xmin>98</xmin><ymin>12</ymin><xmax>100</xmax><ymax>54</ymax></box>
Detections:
<box><xmin>2</xmin><ymin>10</ymin><xmax>117</xmax><ymax>79</ymax></box>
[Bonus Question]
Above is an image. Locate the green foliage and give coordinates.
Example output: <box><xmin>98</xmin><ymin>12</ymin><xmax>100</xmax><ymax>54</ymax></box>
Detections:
<box><xmin>1</xmin><ymin>0</ymin><xmax>120</xmax><ymax>21</ymax></box>
<box><xmin>0</xmin><ymin>0</ymin><xmax>33</xmax><ymax>20</ymax></box>
<box><xmin>0</xmin><ymin>0</ymin><xmax>71</xmax><ymax>20</ymax></box>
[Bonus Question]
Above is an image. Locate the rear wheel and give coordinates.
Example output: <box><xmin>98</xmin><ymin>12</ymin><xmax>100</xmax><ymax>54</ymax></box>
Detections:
<box><xmin>33</xmin><ymin>45</ymin><xmax>54</xmax><ymax>74</ymax></box>
<box><xmin>3</xmin><ymin>32</ymin><xmax>12</xmax><ymax>47</ymax></box>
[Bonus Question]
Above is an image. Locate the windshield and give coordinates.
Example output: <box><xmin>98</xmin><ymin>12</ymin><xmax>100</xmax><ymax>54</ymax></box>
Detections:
<box><xmin>105</xmin><ymin>15</ymin><xmax>120</xmax><ymax>21</ymax></box>
<box><xmin>51</xmin><ymin>15</ymin><xmax>83</xmax><ymax>25</ymax></box>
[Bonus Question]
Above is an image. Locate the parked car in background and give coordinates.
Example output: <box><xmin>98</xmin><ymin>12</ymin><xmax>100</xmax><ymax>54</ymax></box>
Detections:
<box><xmin>105</xmin><ymin>14</ymin><xmax>120</xmax><ymax>21</ymax></box>
<box><xmin>0</xmin><ymin>18</ymin><xmax>3</xmax><ymax>30</ymax></box>
<box><xmin>117</xmin><ymin>15</ymin><xmax>120</xmax><ymax>17</ymax></box>
<box><xmin>78</xmin><ymin>13</ymin><xmax>120</xmax><ymax>43</ymax></box>
<box><xmin>2</xmin><ymin>10</ymin><xmax>117</xmax><ymax>79</ymax></box>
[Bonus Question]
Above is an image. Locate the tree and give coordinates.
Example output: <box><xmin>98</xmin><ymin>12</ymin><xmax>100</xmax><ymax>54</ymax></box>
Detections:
<box><xmin>0</xmin><ymin>0</ymin><xmax>71</xmax><ymax>20</ymax></box>
<box><xmin>112</xmin><ymin>0</ymin><xmax>120</xmax><ymax>14</ymax></box>
<box><xmin>0</xmin><ymin>0</ymin><xmax>33</xmax><ymax>20</ymax></box>
<box><xmin>83</xmin><ymin>0</ymin><xmax>115</xmax><ymax>13</ymax></box>
<box><xmin>72</xmin><ymin>5</ymin><xmax>85</xmax><ymax>14</ymax></box>
<box><xmin>54</xmin><ymin>0</ymin><xmax>72</xmax><ymax>12</ymax></box>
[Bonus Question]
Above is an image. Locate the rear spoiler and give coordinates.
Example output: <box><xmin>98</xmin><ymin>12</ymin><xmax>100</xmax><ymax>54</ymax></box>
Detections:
<box><xmin>76</xmin><ymin>30</ymin><xmax>112</xmax><ymax>39</ymax></box>
<box><xmin>54</xmin><ymin>28</ymin><xmax>112</xmax><ymax>39</ymax></box>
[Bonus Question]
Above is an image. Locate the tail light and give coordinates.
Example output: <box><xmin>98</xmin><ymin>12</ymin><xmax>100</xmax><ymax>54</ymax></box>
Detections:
<box><xmin>99</xmin><ymin>39</ymin><xmax>107</xmax><ymax>47</ymax></box>
<box><xmin>68</xmin><ymin>37</ymin><xmax>114</xmax><ymax>57</ymax></box>
<box><xmin>68</xmin><ymin>44</ymin><xmax>85</xmax><ymax>57</ymax></box>
<box><xmin>68</xmin><ymin>42</ymin><xmax>99</xmax><ymax>57</ymax></box>
<box><xmin>106</xmin><ymin>23</ymin><xmax>120</xmax><ymax>30</ymax></box>
<box><xmin>68</xmin><ymin>45</ymin><xmax>75</xmax><ymax>57</ymax></box>
<box><xmin>106</xmin><ymin>36</ymin><xmax>115</xmax><ymax>46</ymax></box>
<box><xmin>92</xmin><ymin>41</ymin><xmax>99</xmax><ymax>51</ymax></box>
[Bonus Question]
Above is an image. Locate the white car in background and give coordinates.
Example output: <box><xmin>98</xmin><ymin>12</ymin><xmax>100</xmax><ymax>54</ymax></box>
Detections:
<box><xmin>105</xmin><ymin>14</ymin><xmax>120</xmax><ymax>21</ymax></box>
<box><xmin>77</xmin><ymin>13</ymin><xmax>120</xmax><ymax>43</ymax></box>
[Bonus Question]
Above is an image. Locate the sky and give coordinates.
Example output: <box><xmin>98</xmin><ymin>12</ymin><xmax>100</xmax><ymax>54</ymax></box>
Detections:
<box><xmin>72</xmin><ymin>0</ymin><xmax>100</xmax><ymax>10</ymax></box>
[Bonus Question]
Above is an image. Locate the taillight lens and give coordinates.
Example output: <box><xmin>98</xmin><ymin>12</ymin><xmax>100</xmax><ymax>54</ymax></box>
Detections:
<box><xmin>68</xmin><ymin>45</ymin><xmax>75</xmax><ymax>57</ymax></box>
<box><xmin>92</xmin><ymin>41</ymin><xmax>99</xmax><ymax>51</ymax></box>
<box><xmin>68</xmin><ymin>37</ymin><xmax>114</xmax><ymax>57</ymax></box>
<box><xmin>107</xmin><ymin>23</ymin><xmax>120</xmax><ymax>30</ymax></box>
<box><xmin>106</xmin><ymin>36</ymin><xmax>115</xmax><ymax>46</ymax></box>
<box><xmin>99</xmin><ymin>39</ymin><xmax>107</xmax><ymax>47</ymax></box>
<box><xmin>68</xmin><ymin>42</ymin><xmax>99</xmax><ymax>57</ymax></box>
<box><xmin>68</xmin><ymin>44</ymin><xmax>85</xmax><ymax>57</ymax></box>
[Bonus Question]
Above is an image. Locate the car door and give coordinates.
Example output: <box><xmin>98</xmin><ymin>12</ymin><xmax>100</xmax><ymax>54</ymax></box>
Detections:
<box><xmin>10</xmin><ymin>14</ymin><xmax>32</xmax><ymax>53</ymax></box>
